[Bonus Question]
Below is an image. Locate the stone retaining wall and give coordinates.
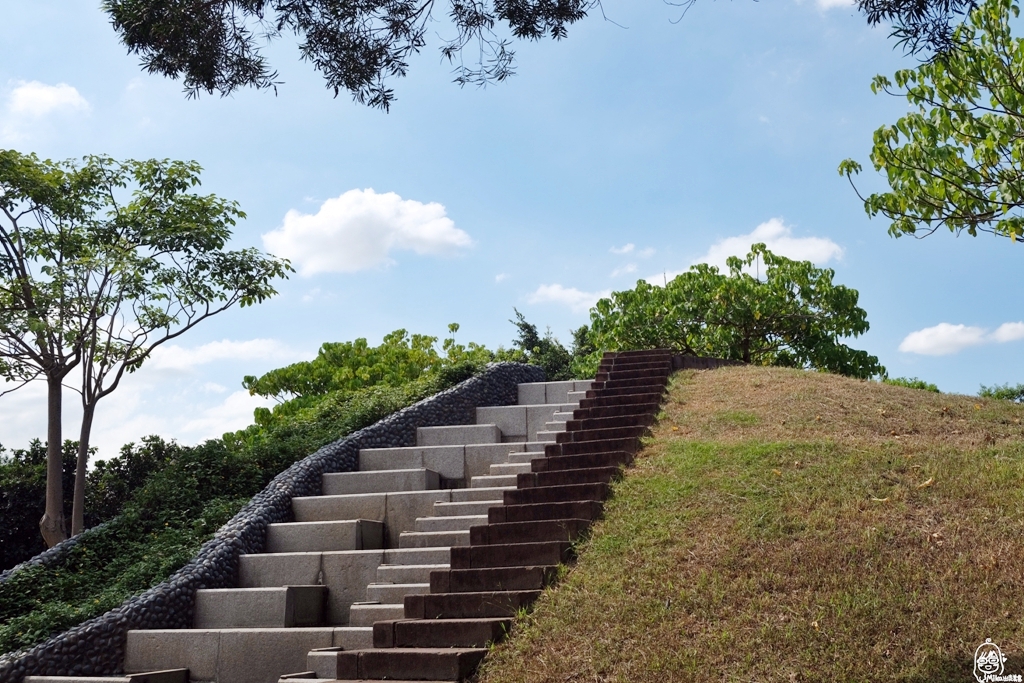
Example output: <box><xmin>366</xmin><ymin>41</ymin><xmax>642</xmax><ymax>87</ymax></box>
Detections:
<box><xmin>0</xmin><ymin>362</ymin><xmax>544</xmax><ymax>683</ymax></box>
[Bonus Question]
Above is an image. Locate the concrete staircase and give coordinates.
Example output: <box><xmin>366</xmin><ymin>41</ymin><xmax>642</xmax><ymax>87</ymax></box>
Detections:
<box><xmin>289</xmin><ymin>349</ymin><xmax>673</xmax><ymax>682</ymax></box>
<box><xmin>113</xmin><ymin>378</ymin><xmax>595</xmax><ymax>683</ymax></box>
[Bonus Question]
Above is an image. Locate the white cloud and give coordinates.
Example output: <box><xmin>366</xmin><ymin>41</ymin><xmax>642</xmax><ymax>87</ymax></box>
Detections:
<box><xmin>495</xmin><ymin>273</ymin><xmax>508</xmax><ymax>283</ymax></box>
<box><xmin>817</xmin><ymin>0</ymin><xmax>854</xmax><ymax>9</ymax></box>
<box><xmin>638</xmin><ymin>247</ymin><xmax>656</xmax><ymax>258</ymax></box>
<box><xmin>992</xmin><ymin>322</ymin><xmax>1024</xmax><ymax>343</ymax></box>
<box><xmin>528</xmin><ymin>284</ymin><xmax>611</xmax><ymax>314</ymax></box>
<box><xmin>262</xmin><ymin>189</ymin><xmax>473</xmax><ymax>276</ymax></box>
<box><xmin>8</xmin><ymin>81</ymin><xmax>89</xmax><ymax>116</ymax></box>
<box><xmin>148</xmin><ymin>339</ymin><xmax>301</xmax><ymax>372</ymax></box>
<box><xmin>898</xmin><ymin>320</ymin><xmax>1024</xmax><ymax>356</ymax></box>
<box><xmin>179</xmin><ymin>390</ymin><xmax>274</xmax><ymax>440</ymax></box>
<box><xmin>610</xmin><ymin>243</ymin><xmax>635</xmax><ymax>255</ymax></box>
<box><xmin>611</xmin><ymin>263</ymin><xmax>637</xmax><ymax>277</ymax></box>
<box><xmin>693</xmin><ymin>218</ymin><xmax>844</xmax><ymax>271</ymax></box>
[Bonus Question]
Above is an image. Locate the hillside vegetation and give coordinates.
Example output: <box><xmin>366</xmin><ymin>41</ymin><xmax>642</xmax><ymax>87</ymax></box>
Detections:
<box><xmin>477</xmin><ymin>366</ymin><xmax>1024</xmax><ymax>682</ymax></box>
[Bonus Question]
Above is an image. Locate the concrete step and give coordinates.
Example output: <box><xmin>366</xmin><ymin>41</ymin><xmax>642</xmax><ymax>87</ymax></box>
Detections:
<box><xmin>322</xmin><ymin>469</ymin><xmax>440</xmax><ymax>496</ymax></box>
<box><xmin>567</xmin><ymin>390</ymin><xmax>587</xmax><ymax>402</ymax></box>
<box><xmin>26</xmin><ymin>674</ymin><xmax>187</xmax><ymax>683</ymax></box>
<box><xmin>373</xmin><ymin>617</ymin><xmax>512</xmax><ymax>648</ymax></box>
<box><xmin>432</xmin><ymin>500</ymin><xmax>497</xmax><ymax>516</ymax></box>
<box><xmin>365</xmin><ymin>582</ymin><xmax>430</xmax><ymax>603</ymax></box>
<box><xmin>506</xmin><ymin>451</ymin><xmax>542</xmax><ymax>464</ymax></box>
<box><xmin>415</xmin><ymin>515</ymin><xmax>488</xmax><ymax>532</ymax></box>
<box><xmin>347</xmin><ymin>602</ymin><xmax>406</xmax><ymax>627</ymax></box>
<box><xmin>358</xmin><ymin>445</ymin><xmax>466</xmax><ymax>480</ymax></box>
<box><xmin>333</xmin><ymin>627</ymin><xmax>373</xmax><ymax>650</ymax></box>
<box><xmin>266</xmin><ymin>519</ymin><xmax>385</xmax><ymax>553</ymax></box>
<box><xmin>551</xmin><ymin>411</ymin><xmax>574</xmax><ymax>421</ymax></box>
<box><xmin>384</xmin><ymin>547</ymin><xmax>452</xmax><ymax>564</ymax></box>
<box><xmin>430</xmin><ymin>565</ymin><xmax>559</xmax><ymax>594</ymax></box>
<box><xmin>398</xmin><ymin>529</ymin><xmax>470</xmax><ymax>549</ymax></box>
<box><xmin>534</xmin><ymin>431</ymin><xmax>559</xmax><ymax>443</ymax></box>
<box><xmin>470</xmin><ymin>474</ymin><xmax>518</xmax><ymax>488</ymax></box>
<box><xmin>416</xmin><ymin>424</ymin><xmax>500</xmax><ymax>447</ymax></box>
<box><xmin>376</xmin><ymin>563</ymin><xmax>449</xmax><ymax>584</ymax></box>
<box><xmin>475</xmin><ymin>405</ymin><xmax>561</xmax><ymax>442</ymax></box>
<box><xmin>194</xmin><ymin>586</ymin><xmax>327</xmax><ymax>628</ymax></box>
<box><xmin>319</xmin><ymin>647</ymin><xmax>487</xmax><ymax>681</ymax></box>
<box><xmin>126</xmin><ymin>628</ymin><xmax>340</xmax><ymax>683</ymax></box>
<box><xmin>517</xmin><ymin>380</ymin><xmax>593</xmax><ymax>406</ymax></box>
<box><xmin>488</xmin><ymin>462</ymin><xmax>531</xmax><ymax>475</ymax></box>
<box><xmin>450</xmin><ymin>487</ymin><xmax>513</xmax><ymax>502</ymax></box>
<box><xmin>292</xmin><ymin>489</ymin><xmax>452</xmax><ymax>547</ymax></box>
<box><xmin>543</xmin><ymin>421</ymin><xmax>567</xmax><ymax>432</ymax></box>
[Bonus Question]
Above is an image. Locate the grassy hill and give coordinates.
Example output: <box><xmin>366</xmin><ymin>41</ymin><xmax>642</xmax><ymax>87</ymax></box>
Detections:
<box><xmin>476</xmin><ymin>366</ymin><xmax>1024</xmax><ymax>682</ymax></box>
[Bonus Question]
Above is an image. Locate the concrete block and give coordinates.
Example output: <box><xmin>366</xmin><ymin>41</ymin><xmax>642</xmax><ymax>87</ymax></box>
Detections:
<box><xmin>517</xmin><ymin>382</ymin><xmax>547</xmax><ymax>405</ymax></box>
<box><xmin>332</xmin><ymin>627</ymin><xmax>372</xmax><ymax>650</ymax></box>
<box><xmin>266</xmin><ymin>520</ymin><xmax>384</xmax><ymax>554</ymax></box>
<box><xmin>376</xmin><ymin>563</ymin><xmax>448</xmax><ymax>583</ymax></box>
<box><xmin>292</xmin><ymin>493</ymin><xmax>386</xmax><ymax>523</ymax></box>
<box><xmin>489</xmin><ymin>462</ymin><xmax>531</xmax><ymax>475</ymax></box>
<box><xmin>383</xmin><ymin>546</ymin><xmax>452</xmax><ymax>565</ymax></box>
<box><xmin>544</xmin><ymin>381</ymin><xmax>575</xmax><ymax>405</ymax></box>
<box><xmin>347</xmin><ymin>603</ymin><xmax>405</xmax><ymax>627</ymax></box>
<box><xmin>307</xmin><ymin>648</ymin><xmax>344</xmax><ymax>679</ymax></box>
<box><xmin>239</xmin><ymin>552</ymin><xmax>321</xmax><ymax>588</ymax></box>
<box><xmin>194</xmin><ymin>586</ymin><xmax>327</xmax><ymax>628</ymax></box>
<box><xmin>507</xmin><ymin>451</ymin><xmax>542</xmax><ymax>464</ymax></box>
<box><xmin>551</xmin><ymin>411</ymin><xmax>574</xmax><ymax>422</ymax></box>
<box><xmin>415</xmin><ymin>515</ymin><xmax>487</xmax><ymax>532</ymax></box>
<box><xmin>125</xmin><ymin>630</ymin><xmax>219</xmax><ymax>680</ymax></box>
<box><xmin>319</xmin><ymin>550</ymin><xmax>384</xmax><ymax>624</ymax></box>
<box><xmin>322</xmin><ymin>469</ymin><xmax>440</xmax><ymax>495</ymax></box>
<box><xmin>475</xmin><ymin>406</ymin><xmax>527</xmax><ymax>439</ymax></box>
<box><xmin>526</xmin><ymin>405</ymin><xmax>559</xmax><ymax>440</ymax></box>
<box><xmin>451</xmin><ymin>487</ymin><xmax>512</xmax><ymax>502</ymax></box>
<box><xmin>574</xmin><ymin>380</ymin><xmax>594</xmax><ymax>391</ymax></box>
<box><xmin>216</xmin><ymin>628</ymin><xmax>333</xmax><ymax>683</ymax></box>
<box><xmin>398</xmin><ymin>529</ymin><xmax>470</xmax><ymax>548</ymax></box>
<box><xmin>471</xmin><ymin>474</ymin><xmax>518</xmax><ymax>488</ymax></box>
<box><xmin>365</xmin><ymin>582</ymin><xmax>429</xmax><ymax>603</ymax></box>
<box><xmin>359</xmin><ymin>445</ymin><xmax>466</xmax><ymax>480</ymax></box>
<box><xmin>433</xmin><ymin>500</ymin><xmax>498</xmax><ymax>516</ymax></box>
<box><xmin>567</xmin><ymin>390</ymin><xmax>587</xmax><ymax>403</ymax></box>
<box><xmin>416</xmin><ymin>424</ymin><xmax>501</xmax><ymax>446</ymax></box>
<box><xmin>465</xmin><ymin>444</ymin><xmax>519</xmax><ymax>480</ymax></box>
<box><xmin>384</xmin><ymin>489</ymin><xmax>452</xmax><ymax>547</ymax></box>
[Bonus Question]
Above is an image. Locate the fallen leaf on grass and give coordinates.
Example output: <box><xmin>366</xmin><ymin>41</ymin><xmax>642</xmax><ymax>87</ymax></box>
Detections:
<box><xmin>916</xmin><ymin>477</ymin><xmax>934</xmax><ymax>489</ymax></box>
<box><xmin>772</xmin><ymin>469</ymin><xmax>782</xmax><ymax>476</ymax></box>
<box><xmin>870</xmin><ymin>497</ymin><xmax>890</xmax><ymax>502</ymax></box>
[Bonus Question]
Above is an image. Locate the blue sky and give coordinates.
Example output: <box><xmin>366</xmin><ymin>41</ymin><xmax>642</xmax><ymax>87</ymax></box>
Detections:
<box><xmin>2</xmin><ymin>0</ymin><xmax>1022</xmax><ymax>460</ymax></box>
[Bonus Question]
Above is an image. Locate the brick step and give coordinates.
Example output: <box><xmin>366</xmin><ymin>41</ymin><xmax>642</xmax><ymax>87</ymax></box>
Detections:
<box><xmin>578</xmin><ymin>391</ymin><xmax>664</xmax><ymax>407</ymax></box>
<box><xmin>365</xmin><ymin>582</ymin><xmax>430</xmax><ymax>604</ymax></box>
<box><xmin>518</xmin><ymin>465</ymin><xmax>622</xmax><ymax>489</ymax></box>
<box><xmin>565</xmin><ymin>413</ymin><xmax>656</xmax><ymax>431</ymax></box>
<box><xmin>326</xmin><ymin>647</ymin><xmax>487</xmax><ymax>681</ymax></box>
<box><xmin>590</xmin><ymin>377</ymin><xmax>668</xmax><ymax>392</ymax></box>
<box><xmin>415</xmin><ymin>515</ymin><xmax>488</xmax><ymax>532</ymax></box>
<box><xmin>376</xmin><ymin>563</ymin><xmax>450</xmax><ymax>584</ymax></box>
<box><xmin>489</xmin><ymin>500</ymin><xmax>603</xmax><ymax>524</ymax></box>
<box><xmin>373</xmin><ymin>617</ymin><xmax>513</xmax><ymax>648</ymax></box>
<box><xmin>450</xmin><ymin>541</ymin><xmax>573</xmax><ymax>569</ymax></box>
<box><xmin>597</xmin><ymin>359</ymin><xmax>672</xmax><ymax>372</ymax></box>
<box><xmin>504</xmin><ymin>482</ymin><xmax>610</xmax><ymax>505</ymax></box>
<box><xmin>571</xmin><ymin>402</ymin><xmax>660</xmax><ymax>419</ymax></box>
<box><xmin>594</xmin><ymin>367</ymin><xmax>671</xmax><ymax>382</ymax></box>
<box><xmin>399</xmin><ymin>530</ymin><xmax>470</xmax><ymax>549</ymax></box>
<box><xmin>430</xmin><ymin>565</ymin><xmax>560</xmax><ymax>593</ymax></box>
<box><xmin>347</xmin><ymin>602</ymin><xmax>406</xmax><ymax>626</ymax></box>
<box><xmin>601</xmin><ymin>349</ymin><xmax>673</xmax><ymax>360</ymax></box>
<box><xmin>404</xmin><ymin>590</ymin><xmax>541</xmax><ymax>619</ymax></box>
<box><xmin>532</xmin><ymin>450</ymin><xmax>631</xmax><ymax>472</ymax></box>
<box><xmin>555</xmin><ymin>425</ymin><xmax>648</xmax><ymax>443</ymax></box>
<box><xmin>544</xmin><ymin>437</ymin><xmax>639</xmax><ymax>457</ymax></box>
<box><xmin>470</xmin><ymin>518</ymin><xmax>591</xmax><ymax>545</ymax></box>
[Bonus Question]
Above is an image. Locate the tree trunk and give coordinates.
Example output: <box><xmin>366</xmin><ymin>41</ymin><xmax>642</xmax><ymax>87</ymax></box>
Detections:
<box><xmin>39</xmin><ymin>374</ymin><xmax>67</xmax><ymax>547</ymax></box>
<box><xmin>71</xmin><ymin>401</ymin><xmax>95</xmax><ymax>537</ymax></box>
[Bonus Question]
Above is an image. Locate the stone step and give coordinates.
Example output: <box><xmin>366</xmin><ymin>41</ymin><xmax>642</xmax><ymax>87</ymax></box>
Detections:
<box><xmin>26</xmin><ymin>673</ymin><xmax>187</xmax><ymax>683</ymax></box>
<box><xmin>292</xmin><ymin>490</ymin><xmax>452</xmax><ymax>547</ymax></box>
<box><xmin>573</xmin><ymin>402</ymin><xmax>660</xmax><ymax>419</ymax></box>
<box><xmin>532</xmin><ymin>450</ymin><xmax>632</xmax><ymax>472</ymax></box>
<box><xmin>534</xmin><ymin>431</ymin><xmax>559</xmax><ymax>443</ymax></box>
<box><xmin>555</xmin><ymin>425</ymin><xmax>648</xmax><ymax>443</ymax></box>
<box><xmin>347</xmin><ymin>602</ymin><xmax>406</xmax><ymax>627</ymax></box>
<box><xmin>322</xmin><ymin>468</ymin><xmax>440</xmax><ymax>496</ymax></box>
<box><xmin>587</xmin><ymin>381</ymin><xmax>667</xmax><ymax>396</ymax></box>
<box><xmin>551</xmin><ymin>411</ymin><xmax>574</xmax><ymax>421</ymax></box>
<box><xmin>430</xmin><ymin>565</ymin><xmax>559</xmax><ymax>594</ymax></box>
<box><xmin>543</xmin><ymin>421</ymin><xmax>568</xmax><ymax>432</ymax></box>
<box><xmin>415</xmin><ymin>515</ymin><xmax>488</xmax><ymax>532</ymax></box>
<box><xmin>450</xmin><ymin>486</ymin><xmax>514</xmax><ymax>502</ymax></box>
<box><xmin>488</xmin><ymin>462</ymin><xmax>531</xmax><ymax>475</ymax></box>
<box><xmin>324</xmin><ymin>647</ymin><xmax>487</xmax><ymax>681</ymax></box>
<box><xmin>565</xmin><ymin>413</ymin><xmax>656</xmax><ymax>431</ymax></box>
<box><xmin>470</xmin><ymin>474</ymin><xmax>518</xmax><ymax>488</ymax></box>
<box><xmin>504</xmin><ymin>482</ymin><xmax>610</xmax><ymax>505</ymax></box>
<box><xmin>365</xmin><ymin>582</ymin><xmax>430</xmax><ymax>604</ymax></box>
<box><xmin>376</xmin><ymin>563</ymin><xmax>449</xmax><ymax>584</ymax></box>
<box><xmin>432</xmin><ymin>500</ymin><xmax>496</xmax><ymax>516</ymax></box>
<box><xmin>194</xmin><ymin>586</ymin><xmax>327</xmax><ymax>628</ymax></box>
<box><xmin>566</xmin><ymin>390</ymin><xmax>587</xmax><ymax>402</ymax></box>
<box><xmin>416</xmin><ymin>424</ymin><xmax>501</xmax><ymax>447</ymax></box>
<box><xmin>578</xmin><ymin>392</ymin><xmax>664</xmax><ymax>409</ymax></box>
<box><xmin>373</xmin><ymin>617</ymin><xmax>512</xmax><ymax>648</ymax></box>
<box><xmin>506</xmin><ymin>451</ymin><xmax>542</xmax><ymax>464</ymax></box>
<box><xmin>596</xmin><ymin>359</ymin><xmax>672</xmax><ymax>372</ymax></box>
<box><xmin>517</xmin><ymin>465</ymin><xmax>622</xmax><ymax>489</ymax></box>
<box><xmin>594</xmin><ymin>367</ymin><xmax>671</xmax><ymax>382</ymax></box>
<box><xmin>126</xmin><ymin>628</ymin><xmax>341</xmax><ymax>683</ymax></box>
<box><xmin>450</xmin><ymin>541</ymin><xmax>573</xmax><ymax>569</ymax></box>
<box><xmin>358</xmin><ymin>445</ymin><xmax>466</xmax><ymax>480</ymax></box>
<box><xmin>404</xmin><ymin>590</ymin><xmax>541</xmax><ymax>619</ymax></box>
<box><xmin>475</xmin><ymin>405</ymin><xmax>561</xmax><ymax>442</ymax></box>
<box><xmin>333</xmin><ymin>627</ymin><xmax>373</xmax><ymax>650</ymax></box>
<box><xmin>398</xmin><ymin>529</ymin><xmax>470</xmax><ymax>549</ymax></box>
<box><xmin>517</xmin><ymin>380</ymin><xmax>593</xmax><ymax>406</ymax></box>
<box><xmin>266</xmin><ymin>519</ymin><xmax>385</xmax><ymax>553</ymax></box>
<box><xmin>489</xmin><ymin>500</ymin><xmax>604</xmax><ymax>524</ymax></box>
<box><xmin>545</xmin><ymin>437</ymin><xmax>639</xmax><ymax>457</ymax></box>
<box><xmin>470</xmin><ymin>518</ymin><xmax>592</xmax><ymax>545</ymax></box>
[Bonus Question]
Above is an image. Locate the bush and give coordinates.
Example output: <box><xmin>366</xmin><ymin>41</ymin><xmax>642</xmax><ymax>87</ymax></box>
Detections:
<box><xmin>979</xmin><ymin>382</ymin><xmax>1024</xmax><ymax>402</ymax></box>
<box><xmin>884</xmin><ymin>377</ymin><xmax>940</xmax><ymax>393</ymax></box>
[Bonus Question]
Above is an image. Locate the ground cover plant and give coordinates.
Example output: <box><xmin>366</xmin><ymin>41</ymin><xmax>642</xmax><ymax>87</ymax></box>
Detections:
<box><xmin>477</xmin><ymin>366</ymin><xmax>1024</xmax><ymax>682</ymax></box>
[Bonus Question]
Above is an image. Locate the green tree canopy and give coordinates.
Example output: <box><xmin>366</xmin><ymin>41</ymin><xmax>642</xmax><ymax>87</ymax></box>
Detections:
<box><xmin>841</xmin><ymin>0</ymin><xmax>1024</xmax><ymax>243</ymax></box>
<box><xmin>587</xmin><ymin>244</ymin><xmax>884</xmax><ymax>379</ymax></box>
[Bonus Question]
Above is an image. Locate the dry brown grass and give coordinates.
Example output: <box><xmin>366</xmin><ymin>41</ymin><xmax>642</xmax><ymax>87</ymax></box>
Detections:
<box><xmin>475</xmin><ymin>366</ymin><xmax>1024</xmax><ymax>683</ymax></box>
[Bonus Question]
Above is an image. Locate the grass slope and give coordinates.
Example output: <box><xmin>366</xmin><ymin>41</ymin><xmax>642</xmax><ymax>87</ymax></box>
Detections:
<box><xmin>476</xmin><ymin>366</ymin><xmax>1024</xmax><ymax>682</ymax></box>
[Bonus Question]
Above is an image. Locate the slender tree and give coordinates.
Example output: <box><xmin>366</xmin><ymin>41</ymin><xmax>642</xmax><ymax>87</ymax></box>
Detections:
<box><xmin>0</xmin><ymin>151</ymin><xmax>291</xmax><ymax>543</ymax></box>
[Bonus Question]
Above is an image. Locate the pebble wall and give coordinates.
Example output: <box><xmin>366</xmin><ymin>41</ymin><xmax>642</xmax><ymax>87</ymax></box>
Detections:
<box><xmin>0</xmin><ymin>362</ymin><xmax>544</xmax><ymax>682</ymax></box>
